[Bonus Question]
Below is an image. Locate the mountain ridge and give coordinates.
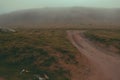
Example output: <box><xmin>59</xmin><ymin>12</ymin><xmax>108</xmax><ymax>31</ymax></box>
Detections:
<box><xmin>0</xmin><ymin>7</ymin><xmax>120</xmax><ymax>28</ymax></box>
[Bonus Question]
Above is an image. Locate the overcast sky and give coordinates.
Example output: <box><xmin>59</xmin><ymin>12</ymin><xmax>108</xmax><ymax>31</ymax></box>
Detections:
<box><xmin>0</xmin><ymin>0</ymin><xmax>120</xmax><ymax>14</ymax></box>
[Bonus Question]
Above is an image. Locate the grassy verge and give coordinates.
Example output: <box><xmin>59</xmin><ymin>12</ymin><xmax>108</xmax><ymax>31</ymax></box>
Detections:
<box><xmin>84</xmin><ymin>30</ymin><xmax>120</xmax><ymax>54</ymax></box>
<box><xmin>0</xmin><ymin>29</ymin><xmax>79</xmax><ymax>80</ymax></box>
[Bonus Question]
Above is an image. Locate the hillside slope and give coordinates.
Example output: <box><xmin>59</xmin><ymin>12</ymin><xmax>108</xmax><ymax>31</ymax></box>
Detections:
<box><xmin>0</xmin><ymin>29</ymin><xmax>89</xmax><ymax>80</ymax></box>
<box><xmin>0</xmin><ymin>7</ymin><xmax>120</xmax><ymax>28</ymax></box>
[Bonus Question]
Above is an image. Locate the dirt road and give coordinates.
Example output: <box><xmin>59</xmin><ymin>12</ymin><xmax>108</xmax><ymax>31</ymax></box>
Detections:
<box><xmin>67</xmin><ymin>30</ymin><xmax>120</xmax><ymax>80</ymax></box>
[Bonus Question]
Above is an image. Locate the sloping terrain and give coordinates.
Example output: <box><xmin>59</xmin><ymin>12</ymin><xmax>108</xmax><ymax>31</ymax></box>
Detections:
<box><xmin>0</xmin><ymin>7</ymin><xmax>120</xmax><ymax>28</ymax></box>
<box><xmin>0</xmin><ymin>29</ymin><xmax>89</xmax><ymax>80</ymax></box>
<box><xmin>84</xmin><ymin>30</ymin><xmax>120</xmax><ymax>54</ymax></box>
<box><xmin>67</xmin><ymin>30</ymin><xmax>120</xmax><ymax>80</ymax></box>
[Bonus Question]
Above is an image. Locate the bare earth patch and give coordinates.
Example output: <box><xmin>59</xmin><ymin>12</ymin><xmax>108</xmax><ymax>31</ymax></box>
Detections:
<box><xmin>67</xmin><ymin>30</ymin><xmax>120</xmax><ymax>80</ymax></box>
<box><xmin>0</xmin><ymin>77</ymin><xmax>5</xmax><ymax>80</ymax></box>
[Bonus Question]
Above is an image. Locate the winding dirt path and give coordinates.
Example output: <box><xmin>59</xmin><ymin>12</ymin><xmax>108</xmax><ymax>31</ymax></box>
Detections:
<box><xmin>67</xmin><ymin>30</ymin><xmax>120</xmax><ymax>80</ymax></box>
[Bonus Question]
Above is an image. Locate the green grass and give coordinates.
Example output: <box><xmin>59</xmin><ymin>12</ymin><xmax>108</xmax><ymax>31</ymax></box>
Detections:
<box><xmin>0</xmin><ymin>29</ymin><xmax>79</xmax><ymax>80</ymax></box>
<box><xmin>84</xmin><ymin>30</ymin><xmax>120</xmax><ymax>54</ymax></box>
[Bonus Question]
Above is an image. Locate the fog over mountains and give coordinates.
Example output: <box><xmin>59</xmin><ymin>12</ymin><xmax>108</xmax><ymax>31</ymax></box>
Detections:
<box><xmin>0</xmin><ymin>7</ymin><xmax>120</xmax><ymax>28</ymax></box>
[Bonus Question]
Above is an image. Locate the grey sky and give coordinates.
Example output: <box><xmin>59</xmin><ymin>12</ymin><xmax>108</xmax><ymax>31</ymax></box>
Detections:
<box><xmin>0</xmin><ymin>0</ymin><xmax>120</xmax><ymax>14</ymax></box>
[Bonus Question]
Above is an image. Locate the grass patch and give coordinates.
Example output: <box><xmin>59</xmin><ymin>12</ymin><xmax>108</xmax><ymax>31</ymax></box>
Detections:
<box><xmin>0</xmin><ymin>29</ymin><xmax>78</xmax><ymax>80</ymax></box>
<box><xmin>84</xmin><ymin>30</ymin><xmax>120</xmax><ymax>54</ymax></box>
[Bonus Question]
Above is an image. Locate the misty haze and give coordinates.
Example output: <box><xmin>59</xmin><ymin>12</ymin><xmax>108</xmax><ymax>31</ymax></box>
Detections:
<box><xmin>0</xmin><ymin>0</ymin><xmax>120</xmax><ymax>80</ymax></box>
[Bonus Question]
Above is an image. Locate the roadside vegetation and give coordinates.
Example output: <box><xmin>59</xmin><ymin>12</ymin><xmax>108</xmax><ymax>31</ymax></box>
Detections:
<box><xmin>84</xmin><ymin>30</ymin><xmax>120</xmax><ymax>54</ymax></box>
<box><xmin>0</xmin><ymin>29</ymin><xmax>80</xmax><ymax>80</ymax></box>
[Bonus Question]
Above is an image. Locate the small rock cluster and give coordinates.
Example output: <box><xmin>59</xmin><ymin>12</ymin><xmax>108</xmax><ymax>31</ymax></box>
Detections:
<box><xmin>20</xmin><ymin>69</ymin><xmax>49</xmax><ymax>80</ymax></box>
<box><xmin>0</xmin><ymin>27</ymin><xmax>16</xmax><ymax>33</ymax></box>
